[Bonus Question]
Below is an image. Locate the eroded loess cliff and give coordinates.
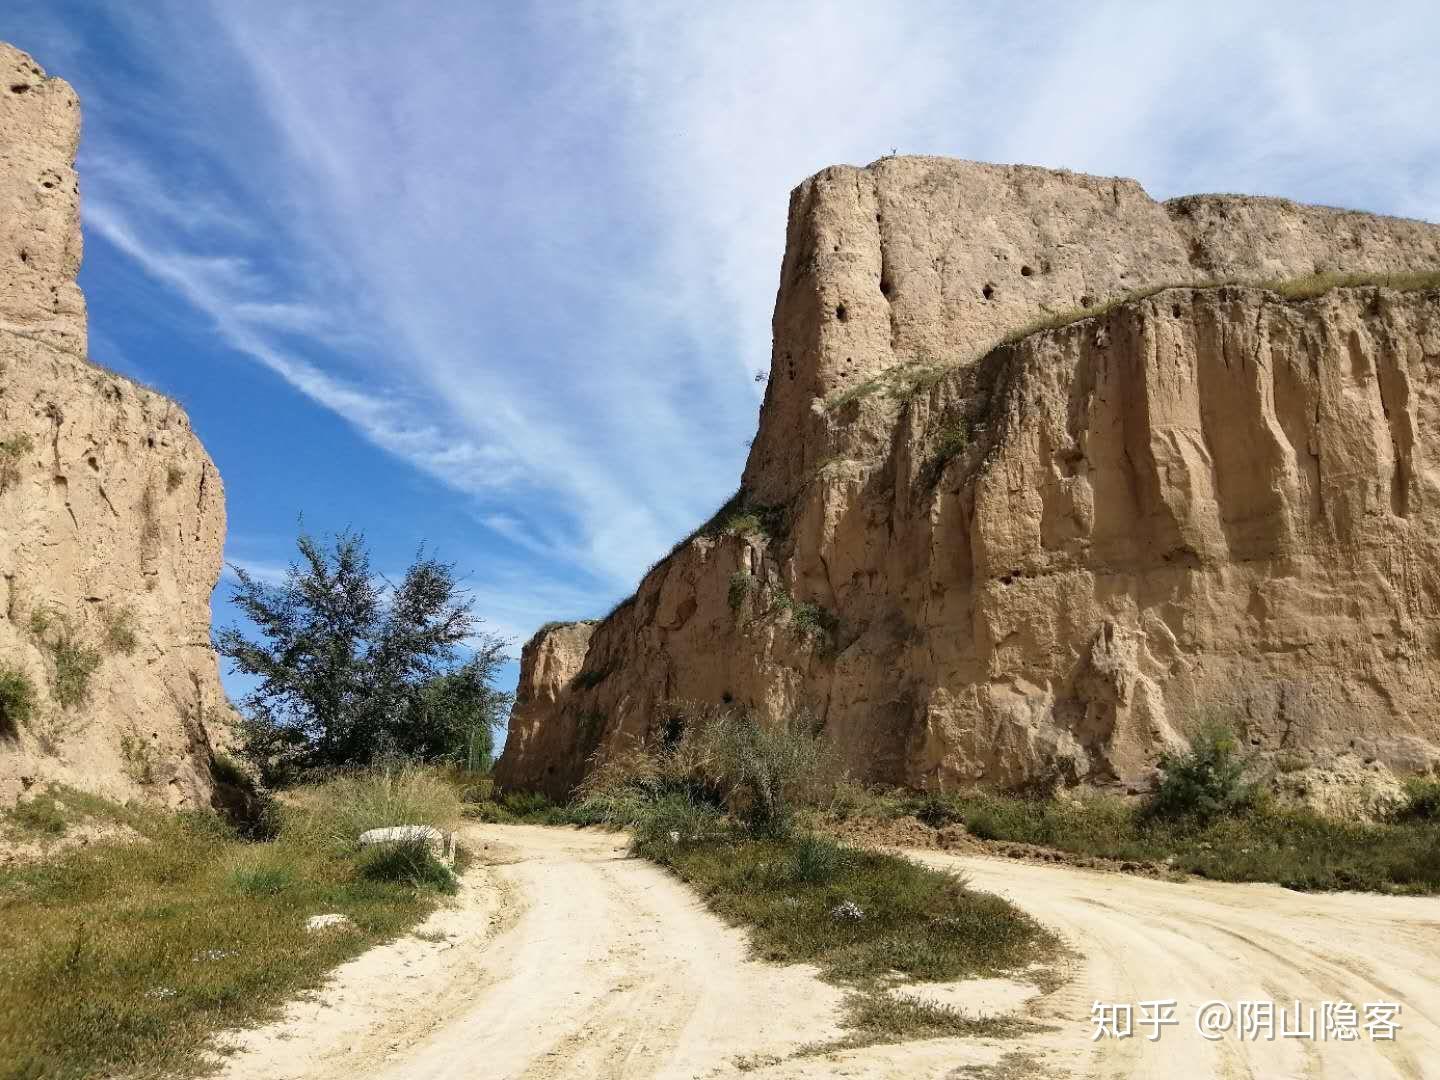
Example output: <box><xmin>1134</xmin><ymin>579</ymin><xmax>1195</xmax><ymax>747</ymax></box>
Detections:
<box><xmin>0</xmin><ymin>43</ymin><xmax>233</xmax><ymax>808</ymax></box>
<box><xmin>497</xmin><ymin>157</ymin><xmax>1440</xmax><ymax>800</ymax></box>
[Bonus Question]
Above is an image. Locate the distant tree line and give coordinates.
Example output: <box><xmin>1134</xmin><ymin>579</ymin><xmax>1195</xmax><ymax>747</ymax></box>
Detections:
<box><xmin>217</xmin><ymin>530</ymin><xmax>510</xmax><ymax>783</ymax></box>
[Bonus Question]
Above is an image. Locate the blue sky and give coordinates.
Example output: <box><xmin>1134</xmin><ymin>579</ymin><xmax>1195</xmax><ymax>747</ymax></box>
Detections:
<box><xmin>4</xmin><ymin>2</ymin><xmax>1439</xmax><ymax>733</ymax></box>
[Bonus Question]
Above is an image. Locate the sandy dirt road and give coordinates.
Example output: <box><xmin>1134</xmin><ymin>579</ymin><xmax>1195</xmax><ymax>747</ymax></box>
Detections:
<box><xmin>220</xmin><ymin>824</ymin><xmax>1440</xmax><ymax>1080</ymax></box>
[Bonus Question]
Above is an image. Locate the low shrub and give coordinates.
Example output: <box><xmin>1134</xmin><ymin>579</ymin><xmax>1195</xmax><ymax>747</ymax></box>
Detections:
<box><xmin>767</xmin><ymin>588</ymin><xmax>839</xmax><ymax>646</ymax></box>
<box><xmin>356</xmin><ymin>837</ymin><xmax>457</xmax><ymax>894</ymax></box>
<box><xmin>51</xmin><ymin>633</ymin><xmax>102</xmax><ymax>710</ymax></box>
<box><xmin>0</xmin><ymin>666</ymin><xmax>37</xmax><ymax>733</ymax></box>
<box><xmin>1397</xmin><ymin>777</ymin><xmax>1440</xmax><ymax>823</ymax></box>
<box><xmin>1151</xmin><ymin>724</ymin><xmax>1257</xmax><ymax>823</ymax></box>
<box><xmin>0</xmin><ymin>432</ymin><xmax>33</xmax><ymax>493</ymax></box>
<box><xmin>6</xmin><ymin>793</ymin><xmax>68</xmax><ymax>836</ymax></box>
<box><xmin>785</xmin><ymin>832</ymin><xmax>852</xmax><ymax>884</ymax></box>
<box><xmin>101</xmin><ymin>606</ymin><xmax>139</xmax><ymax>656</ymax></box>
<box><xmin>728</xmin><ymin>570</ymin><xmax>755</xmax><ymax>612</ymax></box>
<box><xmin>27</xmin><ymin>610</ymin><xmax>103</xmax><ymax>710</ymax></box>
<box><xmin>699</xmin><ymin>707</ymin><xmax>832</xmax><ymax>837</ymax></box>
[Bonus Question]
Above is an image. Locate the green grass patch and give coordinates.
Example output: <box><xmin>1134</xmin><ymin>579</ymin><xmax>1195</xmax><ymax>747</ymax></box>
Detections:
<box><xmin>463</xmin><ymin>788</ymin><xmax>575</xmax><ymax>826</ymax></box>
<box><xmin>0</xmin><ymin>771</ymin><xmax>460</xmax><ymax>1079</ymax></box>
<box><xmin>831</xmin><ymin>787</ymin><xmax>1440</xmax><ymax>894</ymax></box>
<box><xmin>838</xmin><ymin>991</ymin><xmax>1031</xmax><ymax>1042</ymax></box>
<box><xmin>1397</xmin><ymin>777</ymin><xmax>1440</xmax><ymax>823</ymax></box>
<box><xmin>634</xmin><ymin>830</ymin><xmax>1055</xmax><ymax>987</ymax></box>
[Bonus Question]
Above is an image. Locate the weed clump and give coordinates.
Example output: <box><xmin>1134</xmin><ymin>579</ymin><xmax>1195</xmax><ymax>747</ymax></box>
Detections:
<box><xmin>728</xmin><ymin>570</ymin><xmax>755</xmax><ymax>612</ymax></box>
<box><xmin>0</xmin><ymin>665</ymin><xmax>37</xmax><ymax>733</ymax></box>
<box><xmin>768</xmin><ymin>588</ymin><xmax>839</xmax><ymax>647</ymax></box>
<box><xmin>0</xmin><ymin>432</ymin><xmax>33</xmax><ymax>493</ymax></box>
<box><xmin>279</xmin><ymin>764</ymin><xmax>462</xmax><ymax>853</ymax></box>
<box><xmin>101</xmin><ymin>606</ymin><xmax>139</xmax><ymax>655</ymax></box>
<box><xmin>356</xmin><ymin>837</ymin><xmax>457</xmax><ymax>894</ymax></box>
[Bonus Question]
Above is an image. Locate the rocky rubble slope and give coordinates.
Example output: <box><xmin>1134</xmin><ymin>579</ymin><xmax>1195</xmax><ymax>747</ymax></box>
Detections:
<box><xmin>0</xmin><ymin>43</ymin><xmax>232</xmax><ymax>808</ymax></box>
<box><xmin>497</xmin><ymin>158</ymin><xmax>1440</xmax><ymax>800</ymax></box>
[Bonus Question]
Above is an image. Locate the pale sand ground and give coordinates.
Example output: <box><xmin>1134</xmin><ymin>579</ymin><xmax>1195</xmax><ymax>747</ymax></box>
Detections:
<box><xmin>216</xmin><ymin>824</ymin><xmax>1440</xmax><ymax>1079</ymax></box>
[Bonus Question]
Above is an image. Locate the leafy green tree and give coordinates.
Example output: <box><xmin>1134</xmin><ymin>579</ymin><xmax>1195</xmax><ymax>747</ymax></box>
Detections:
<box><xmin>403</xmin><ymin>654</ymin><xmax>510</xmax><ymax>770</ymax></box>
<box><xmin>217</xmin><ymin>530</ymin><xmax>510</xmax><ymax>778</ymax></box>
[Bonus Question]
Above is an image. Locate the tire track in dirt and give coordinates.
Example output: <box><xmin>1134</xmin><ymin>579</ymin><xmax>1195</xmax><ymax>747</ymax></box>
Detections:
<box><xmin>219</xmin><ymin>827</ymin><xmax>1440</xmax><ymax>1079</ymax></box>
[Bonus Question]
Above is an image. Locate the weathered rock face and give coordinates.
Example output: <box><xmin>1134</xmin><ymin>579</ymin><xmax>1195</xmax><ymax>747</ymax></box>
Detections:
<box><xmin>497</xmin><ymin>156</ymin><xmax>1440</xmax><ymax>799</ymax></box>
<box><xmin>0</xmin><ymin>43</ymin><xmax>233</xmax><ymax>808</ymax></box>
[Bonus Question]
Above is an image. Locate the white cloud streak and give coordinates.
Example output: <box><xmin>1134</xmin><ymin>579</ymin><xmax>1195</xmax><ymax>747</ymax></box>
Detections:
<box><xmin>52</xmin><ymin>0</ymin><xmax>1440</xmax><ymax>647</ymax></box>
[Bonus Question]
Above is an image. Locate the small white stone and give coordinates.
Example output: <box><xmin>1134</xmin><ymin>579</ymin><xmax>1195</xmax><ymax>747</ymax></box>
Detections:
<box><xmin>306</xmin><ymin>913</ymin><xmax>353</xmax><ymax>932</ymax></box>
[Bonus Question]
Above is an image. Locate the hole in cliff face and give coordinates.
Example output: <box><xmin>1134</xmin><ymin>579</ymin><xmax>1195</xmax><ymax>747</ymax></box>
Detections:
<box><xmin>982</xmin><ymin>284</ymin><xmax>995</xmax><ymax>301</ymax></box>
<box><xmin>1020</xmin><ymin>265</ymin><xmax>1034</xmax><ymax>277</ymax></box>
<box><xmin>1172</xmin><ymin>303</ymin><xmax>1183</xmax><ymax>318</ymax></box>
<box><xmin>835</xmin><ymin>303</ymin><xmax>849</xmax><ymax>322</ymax></box>
<box><xmin>87</xmin><ymin>457</ymin><xmax>99</xmax><ymax>471</ymax></box>
<box><xmin>9</xmin><ymin>84</ymin><xmax>30</xmax><ymax>94</ymax></box>
<box><xmin>1080</xmin><ymin>294</ymin><xmax>1094</xmax><ymax>308</ymax></box>
<box><xmin>880</xmin><ymin>277</ymin><xmax>893</xmax><ymax>298</ymax></box>
<box><xmin>18</xmin><ymin>250</ymin><xmax>27</xmax><ymax>264</ymax></box>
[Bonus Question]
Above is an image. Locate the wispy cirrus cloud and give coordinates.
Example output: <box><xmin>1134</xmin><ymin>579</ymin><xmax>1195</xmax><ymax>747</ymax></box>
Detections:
<box><xmin>9</xmin><ymin>0</ymin><xmax>1439</xmax><ymax>656</ymax></box>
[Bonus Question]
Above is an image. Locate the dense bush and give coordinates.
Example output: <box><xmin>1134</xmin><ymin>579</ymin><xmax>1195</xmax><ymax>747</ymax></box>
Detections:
<box><xmin>698</xmin><ymin>706</ymin><xmax>831</xmax><ymax>836</ymax></box>
<box><xmin>1151</xmin><ymin>724</ymin><xmax>1257</xmax><ymax>823</ymax></box>
<box><xmin>571</xmin><ymin>703</ymin><xmax>832</xmax><ymax>840</ymax></box>
<box><xmin>1397</xmin><ymin>777</ymin><xmax>1440</xmax><ymax>823</ymax></box>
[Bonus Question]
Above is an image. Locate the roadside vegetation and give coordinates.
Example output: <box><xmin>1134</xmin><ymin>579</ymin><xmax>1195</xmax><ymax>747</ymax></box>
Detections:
<box><xmin>0</xmin><ymin>766</ymin><xmax>461</xmax><ymax>1080</ymax></box>
<box><xmin>822</xmin><ymin>726</ymin><xmax>1440</xmax><ymax>895</ymax></box>
<box><xmin>467</xmin><ymin>702</ymin><xmax>1057</xmax><ymax>1045</ymax></box>
<box><xmin>0</xmin><ymin>527</ymin><xmax>521</xmax><ymax>1079</ymax></box>
<box><xmin>476</xmin><ymin>716</ymin><xmax>1440</xmax><ymax>900</ymax></box>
